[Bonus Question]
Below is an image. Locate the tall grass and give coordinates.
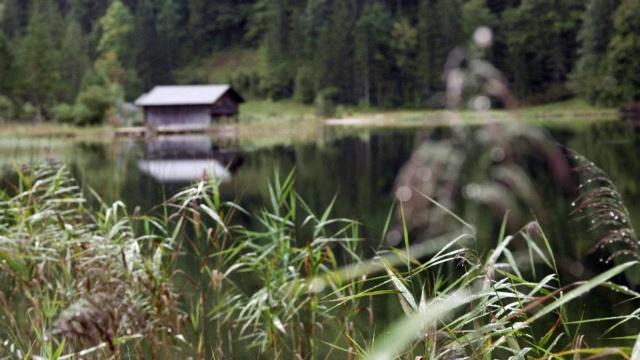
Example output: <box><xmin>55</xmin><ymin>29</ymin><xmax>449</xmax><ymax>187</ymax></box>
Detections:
<box><xmin>0</xmin><ymin>161</ymin><xmax>639</xmax><ymax>359</ymax></box>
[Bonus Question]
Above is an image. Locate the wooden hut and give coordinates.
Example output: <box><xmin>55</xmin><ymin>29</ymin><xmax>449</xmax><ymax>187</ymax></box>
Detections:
<box><xmin>134</xmin><ymin>85</ymin><xmax>244</xmax><ymax>131</ymax></box>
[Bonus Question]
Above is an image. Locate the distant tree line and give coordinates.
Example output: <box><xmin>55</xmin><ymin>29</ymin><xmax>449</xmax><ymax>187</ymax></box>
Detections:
<box><xmin>0</xmin><ymin>0</ymin><xmax>638</xmax><ymax>123</ymax></box>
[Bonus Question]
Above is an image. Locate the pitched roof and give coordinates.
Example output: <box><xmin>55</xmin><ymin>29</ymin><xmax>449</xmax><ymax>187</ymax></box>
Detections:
<box><xmin>134</xmin><ymin>85</ymin><xmax>244</xmax><ymax>106</ymax></box>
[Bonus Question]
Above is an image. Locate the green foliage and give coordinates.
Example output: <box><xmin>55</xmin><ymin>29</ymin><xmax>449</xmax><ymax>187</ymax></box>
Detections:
<box><xmin>51</xmin><ymin>103</ymin><xmax>75</xmax><ymax>123</ymax></box>
<box><xmin>570</xmin><ymin>0</ymin><xmax>620</xmax><ymax>106</ymax></box>
<box><xmin>1</xmin><ymin>0</ymin><xmax>639</xmax><ymax>111</ymax></box>
<box><xmin>0</xmin><ymin>162</ymin><xmax>179</xmax><ymax>358</ymax></box>
<box><xmin>1</xmin><ymin>162</ymin><xmax>639</xmax><ymax>358</ymax></box>
<box><xmin>60</xmin><ymin>18</ymin><xmax>90</xmax><ymax>103</ymax></box>
<box><xmin>15</xmin><ymin>0</ymin><xmax>64</xmax><ymax>120</ymax></box>
<box><xmin>417</xmin><ymin>0</ymin><xmax>465</xmax><ymax>99</ymax></box>
<box><xmin>293</xmin><ymin>65</ymin><xmax>315</xmax><ymax>104</ymax></box>
<box><xmin>73</xmin><ymin>85</ymin><xmax>114</xmax><ymax>126</ymax></box>
<box><xmin>604</xmin><ymin>0</ymin><xmax>640</xmax><ymax>103</ymax></box>
<box><xmin>95</xmin><ymin>0</ymin><xmax>140</xmax><ymax>100</ymax></box>
<box><xmin>0</xmin><ymin>95</ymin><xmax>14</xmax><ymax>121</ymax></box>
<box><xmin>20</xmin><ymin>102</ymin><xmax>37</xmax><ymax>121</ymax></box>
<box><xmin>501</xmin><ymin>0</ymin><xmax>585</xmax><ymax>101</ymax></box>
<box><xmin>314</xmin><ymin>87</ymin><xmax>341</xmax><ymax>118</ymax></box>
<box><xmin>97</xmin><ymin>1</ymin><xmax>134</xmax><ymax>63</ymax></box>
<box><xmin>0</xmin><ymin>30</ymin><xmax>15</xmax><ymax>97</ymax></box>
<box><xmin>354</xmin><ymin>2</ymin><xmax>393</xmax><ymax>107</ymax></box>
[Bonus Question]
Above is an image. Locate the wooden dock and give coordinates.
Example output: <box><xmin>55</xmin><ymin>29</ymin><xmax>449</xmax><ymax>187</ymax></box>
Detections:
<box><xmin>115</xmin><ymin>125</ymin><xmax>237</xmax><ymax>138</ymax></box>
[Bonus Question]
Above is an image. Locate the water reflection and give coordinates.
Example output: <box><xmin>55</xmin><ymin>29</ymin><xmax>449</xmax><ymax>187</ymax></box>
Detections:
<box><xmin>390</xmin><ymin>124</ymin><xmax>574</xmax><ymax>243</ymax></box>
<box><xmin>137</xmin><ymin>135</ymin><xmax>242</xmax><ymax>183</ymax></box>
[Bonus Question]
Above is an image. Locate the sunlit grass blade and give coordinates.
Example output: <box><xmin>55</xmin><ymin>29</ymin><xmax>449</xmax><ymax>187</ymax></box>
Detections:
<box><xmin>412</xmin><ymin>187</ymin><xmax>475</xmax><ymax>232</ymax></box>
<box><xmin>364</xmin><ymin>291</ymin><xmax>468</xmax><ymax>360</ymax></box>
<box><xmin>523</xmin><ymin>261</ymin><xmax>638</xmax><ymax>326</ymax></box>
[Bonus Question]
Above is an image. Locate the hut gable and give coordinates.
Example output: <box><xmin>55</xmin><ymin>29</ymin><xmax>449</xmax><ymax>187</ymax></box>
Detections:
<box><xmin>134</xmin><ymin>85</ymin><xmax>245</xmax><ymax>129</ymax></box>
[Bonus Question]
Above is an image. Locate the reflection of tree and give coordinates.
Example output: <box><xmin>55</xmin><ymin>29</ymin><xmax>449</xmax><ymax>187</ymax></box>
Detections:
<box><xmin>229</xmin><ymin>130</ymin><xmax>416</xmax><ymax>250</ymax></box>
<box><xmin>68</xmin><ymin>141</ymin><xmax>148</xmax><ymax>211</ymax></box>
<box><xmin>390</xmin><ymin>125</ymin><xmax>574</xmax><ymax>248</ymax></box>
<box><xmin>388</xmin><ymin>119</ymin><xmax>640</xmax><ymax>286</ymax></box>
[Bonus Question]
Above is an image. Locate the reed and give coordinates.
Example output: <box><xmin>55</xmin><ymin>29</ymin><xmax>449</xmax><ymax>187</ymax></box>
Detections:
<box><xmin>0</xmin><ymin>160</ymin><xmax>638</xmax><ymax>359</ymax></box>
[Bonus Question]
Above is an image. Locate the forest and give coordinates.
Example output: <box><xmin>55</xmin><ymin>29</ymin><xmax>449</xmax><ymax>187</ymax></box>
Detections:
<box><xmin>0</xmin><ymin>0</ymin><xmax>638</xmax><ymax>124</ymax></box>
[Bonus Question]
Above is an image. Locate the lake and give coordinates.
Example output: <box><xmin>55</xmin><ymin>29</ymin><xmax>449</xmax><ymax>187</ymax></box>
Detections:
<box><xmin>1</xmin><ymin>117</ymin><xmax>639</xmax><ymax>352</ymax></box>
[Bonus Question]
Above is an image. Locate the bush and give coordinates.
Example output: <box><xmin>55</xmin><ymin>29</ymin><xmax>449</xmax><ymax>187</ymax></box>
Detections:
<box><xmin>293</xmin><ymin>66</ymin><xmax>316</xmax><ymax>104</ymax></box>
<box><xmin>20</xmin><ymin>102</ymin><xmax>37</xmax><ymax>121</ymax></box>
<box><xmin>315</xmin><ymin>87</ymin><xmax>341</xmax><ymax>118</ymax></box>
<box><xmin>233</xmin><ymin>70</ymin><xmax>261</xmax><ymax>98</ymax></box>
<box><xmin>0</xmin><ymin>95</ymin><xmax>14</xmax><ymax>121</ymax></box>
<box><xmin>74</xmin><ymin>85</ymin><xmax>114</xmax><ymax>126</ymax></box>
<box><xmin>52</xmin><ymin>103</ymin><xmax>76</xmax><ymax>123</ymax></box>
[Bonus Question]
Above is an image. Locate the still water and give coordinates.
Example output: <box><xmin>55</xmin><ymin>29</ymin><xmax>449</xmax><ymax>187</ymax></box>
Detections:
<box><xmin>1</xmin><ymin>119</ymin><xmax>639</xmax><ymax>348</ymax></box>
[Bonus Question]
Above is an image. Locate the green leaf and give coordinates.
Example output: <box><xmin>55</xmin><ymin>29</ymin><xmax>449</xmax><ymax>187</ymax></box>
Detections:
<box><xmin>524</xmin><ymin>261</ymin><xmax>638</xmax><ymax>326</ymax></box>
<box><xmin>384</xmin><ymin>264</ymin><xmax>417</xmax><ymax>315</ymax></box>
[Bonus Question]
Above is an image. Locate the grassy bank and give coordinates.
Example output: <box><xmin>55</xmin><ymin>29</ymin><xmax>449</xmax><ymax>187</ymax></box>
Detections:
<box><xmin>0</xmin><ymin>98</ymin><xmax>618</xmax><ymax>140</ymax></box>
<box><xmin>0</xmin><ymin>161</ymin><xmax>638</xmax><ymax>359</ymax></box>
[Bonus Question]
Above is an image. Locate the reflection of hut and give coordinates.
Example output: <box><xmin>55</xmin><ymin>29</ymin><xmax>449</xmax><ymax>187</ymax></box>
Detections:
<box><xmin>138</xmin><ymin>159</ymin><xmax>231</xmax><ymax>183</ymax></box>
<box><xmin>137</xmin><ymin>135</ymin><xmax>243</xmax><ymax>184</ymax></box>
<box><xmin>620</xmin><ymin>100</ymin><xmax>640</xmax><ymax>126</ymax></box>
<box><xmin>134</xmin><ymin>85</ymin><xmax>245</xmax><ymax>131</ymax></box>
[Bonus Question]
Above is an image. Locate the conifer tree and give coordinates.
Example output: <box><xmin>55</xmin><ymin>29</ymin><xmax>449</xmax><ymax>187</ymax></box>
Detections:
<box><xmin>605</xmin><ymin>0</ymin><xmax>640</xmax><ymax>103</ymax></box>
<box><xmin>61</xmin><ymin>18</ymin><xmax>90</xmax><ymax>102</ymax></box>
<box><xmin>417</xmin><ymin>0</ymin><xmax>464</xmax><ymax>106</ymax></box>
<box><xmin>16</xmin><ymin>0</ymin><xmax>63</xmax><ymax>120</ymax></box>
<box><xmin>1</xmin><ymin>0</ymin><xmax>29</xmax><ymax>38</ymax></box>
<box><xmin>96</xmin><ymin>0</ymin><xmax>139</xmax><ymax>98</ymax></box>
<box><xmin>249</xmin><ymin>0</ymin><xmax>295</xmax><ymax>99</ymax></box>
<box><xmin>156</xmin><ymin>0</ymin><xmax>185</xmax><ymax>74</ymax></box>
<box><xmin>570</xmin><ymin>0</ymin><xmax>619</xmax><ymax>105</ymax></box>
<box><xmin>354</xmin><ymin>2</ymin><xmax>392</xmax><ymax>107</ymax></box>
<box><xmin>315</xmin><ymin>0</ymin><xmax>357</xmax><ymax>103</ymax></box>
<box><xmin>0</xmin><ymin>31</ymin><xmax>15</xmax><ymax>97</ymax></box>
<box><xmin>501</xmin><ymin>0</ymin><xmax>584</xmax><ymax>101</ymax></box>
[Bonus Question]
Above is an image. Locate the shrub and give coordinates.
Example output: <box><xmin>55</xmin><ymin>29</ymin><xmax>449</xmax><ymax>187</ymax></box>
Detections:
<box><xmin>0</xmin><ymin>95</ymin><xmax>14</xmax><ymax>121</ymax></box>
<box><xmin>20</xmin><ymin>102</ymin><xmax>37</xmax><ymax>121</ymax></box>
<box><xmin>293</xmin><ymin>66</ymin><xmax>316</xmax><ymax>104</ymax></box>
<box><xmin>315</xmin><ymin>87</ymin><xmax>341</xmax><ymax>118</ymax></box>
<box><xmin>74</xmin><ymin>85</ymin><xmax>114</xmax><ymax>126</ymax></box>
<box><xmin>52</xmin><ymin>103</ymin><xmax>75</xmax><ymax>123</ymax></box>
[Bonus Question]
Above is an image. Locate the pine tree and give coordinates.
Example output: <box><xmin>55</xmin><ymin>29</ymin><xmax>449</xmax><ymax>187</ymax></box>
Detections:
<box><xmin>605</xmin><ymin>0</ymin><xmax>640</xmax><ymax>103</ymax></box>
<box><xmin>134</xmin><ymin>0</ymin><xmax>163</xmax><ymax>90</ymax></box>
<box><xmin>0</xmin><ymin>30</ymin><xmax>15</xmax><ymax>97</ymax></box>
<box><xmin>61</xmin><ymin>18</ymin><xmax>90</xmax><ymax>102</ymax></box>
<box><xmin>98</xmin><ymin>0</ymin><xmax>135</xmax><ymax>68</ymax></box>
<box><xmin>417</xmin><ymin>0</ymin><xmax>464</xmax><ymax>106</ymax></box>
<box><xmin>354</xmin><ymin>2</ymin><xmax>392</xmax><ymax>107</ymax></box>
<box><xmin>156</xmin><ymin>0</ymin><xmax>185</xmax><ymax>69</ymax></box>
<box><xmin>97</xmin><ymin>0</ymin><xmax>138</xmax><ymax>98</ymax></box>
<box><xmin>69</xmin><ymin>0</ymin><xmax>109</xmax><ymax>33</ymax></box>
<box><xmin>501</xmin><ymin>0</ymin><xmax>584</xmax><ymax>101</ymax></box>
<box><xmin>1</xmin><ymin>0</ymin><xmax>30</xmax><ymax>38</ymax></box>
<box><xmin>16</xmin><ymin>0</ymin><xmax>63</xmax><ymax>120</ymax></box>
<box><xmin>249</xmin><ymin>0</ymin><xmax>295</xmax><ymax>99</ymax></box>
<box><xmin>315</xmin><ymin>0</ymin><xmax>358</xmax><ymax>103</ymax></box>
<box><xmin>570</xmin><ymin>0</ymin><xmax>619</xmax><ymax>105</ymax></box>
